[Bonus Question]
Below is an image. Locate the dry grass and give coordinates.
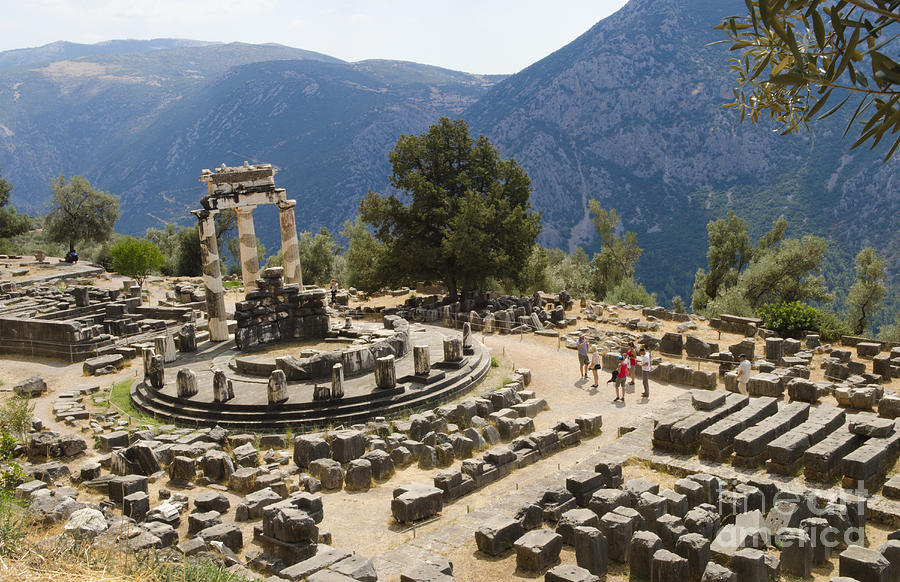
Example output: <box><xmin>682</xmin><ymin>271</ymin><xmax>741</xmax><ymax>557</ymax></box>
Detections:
<box><xmin>0</xmin><ymin>522</ymin><xmax>250</xmax><ymax>582</ymax></box>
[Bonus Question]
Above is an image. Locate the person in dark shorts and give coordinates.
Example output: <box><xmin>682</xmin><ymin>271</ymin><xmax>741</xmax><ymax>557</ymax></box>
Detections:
<box><xmin>577</xmin><ymin>335</ymin><xmax>589</xmax><ymax>378</ymax></box>
<box><xmin>589</xmin><ymin>345</ymin><xmax>600</xmax><ymax>388</ymax></box>
<box><xmin>639</xmin><ymin>347</ymin><xmax>651</xmax><ymax>398</ymax></box>
<box><xmin>614</xmin><ymin>356</ymin><xmax>629</xmax><ymax>402</ymax></box>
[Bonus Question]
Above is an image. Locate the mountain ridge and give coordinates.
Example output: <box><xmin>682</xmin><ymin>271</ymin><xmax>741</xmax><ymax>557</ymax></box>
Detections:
<box><xmin>0</xmin><ymin>2</ymin><xmax>895</xmax><ymax>314</ymax></box>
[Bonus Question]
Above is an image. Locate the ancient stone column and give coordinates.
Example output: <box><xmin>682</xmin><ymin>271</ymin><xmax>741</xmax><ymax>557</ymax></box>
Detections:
<box><xmin>154</xmin><ymin>335</ymin><xmax>176</xmax><ymax>363</ymax></box>
<box><xmin>196</xmin><ymin>210</ymin><xmax>229</xmax><ymax>341</ymax></box>
<box><xmin>142</xmin><ymin>346</ymin><xmax>156</xmax><ymax>378</ymax></box>
<box><xmin>176</xmin><ymin>368</ymin><xmax>198</xmax><ymax>398</ymax></box>
<box><xmin>496</xmin><ymin>310</ymin><xmax>509</xmax><ymax>334</ymax></box>
<box><xmin>148</xmin><ymin>355</ymin><xmax>164</xmax><ymax>390</ymax></box>
<box><xmin>442</xmin><ymin>305</ymin><xmax>453</xmax><ymax>327</ymax></box>
<box><xmin>268</xmin><ymin>369</ymin><xmax>288</xmax><ymax>404</ymax></box>
<box><xmin>235</xmin><ymin>206</ymin><xmax>260</xmax><ymax>291</ymax></box>
<box><xmin>443</xmin><ymin>337</ymin><xmax>463</xmax><ymax>362</ymax></box>
<box><xmin>462</xmin><ymin>322</ymin><xmax>472</xmax><ymax>352</ymax></box>
<box><xmin>483</xmin><ymin>313</ymin><xmax>495</xmax><ymax>334</ymax></box>
<box><xmin>414</xmin><ymin>345</ymin><xmax>430</xmax><ymax>376</ymax></box>
<box><xmin>72</xmin><ymin>286</ymin><xmax>90</xmax><ymax>307</ymax></box>
<box><xmin>276</xmin><ymin>200</ymin><xmax>303</xmax><ymax>287</ymax></box>
<box><xmin>314</xmin><ymin>384</ymin><xmax>331</xmax><ymax>401</ymax></box>
<box><xmin>332</xmin><ymin>363</ymin><xmax>344</xmax><ymax>399</ymax></box>
<box><xmin>212</xmin><ymin>368</ymin><xmax>234</xmax><ymax>403</ymax></box>
<box><xmin>766</xmin><ymin>337</ymin><xmax>784</xmax><ymax>364</ymax></box>
<box><xmin>375</xmin><ymin>355</ymin><xmax>396</xmax><ymax>389</ymax></box>
<box><xmin>178</xmin><ymin>323</ymin><xmax>197</xmax><ymax>353</ymax></box>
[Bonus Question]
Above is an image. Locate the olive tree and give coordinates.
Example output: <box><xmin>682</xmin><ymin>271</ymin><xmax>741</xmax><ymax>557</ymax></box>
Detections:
<box><xmin>716</xmin><ymin>0</ymin><xmax>900</xmax><ymax>159</ymax></box>
<box><xmin>44</xmin><ymin>175</ymin><xmax>120</xmax><ymax>252</ymax></box>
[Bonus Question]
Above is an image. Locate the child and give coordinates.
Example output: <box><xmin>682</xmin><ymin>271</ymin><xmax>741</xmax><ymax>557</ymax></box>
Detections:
<box><xmin>614</xmin><ymin>356</ymin><xmax>628</xmax><ymax>402</ymax></box>
<box><xmin>589</xmin><ymin>345</ymin><xmax>600</xmax><ymax>388</ymax></box>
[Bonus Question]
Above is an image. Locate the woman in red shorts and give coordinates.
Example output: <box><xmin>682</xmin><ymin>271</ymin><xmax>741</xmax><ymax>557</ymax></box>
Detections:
<box><xmin>626</xmin><ymin>342</ymin><xmax>637</xmax><ymax>386</ymax></box>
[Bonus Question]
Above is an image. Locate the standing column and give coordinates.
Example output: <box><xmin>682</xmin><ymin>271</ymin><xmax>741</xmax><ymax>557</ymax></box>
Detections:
<box><xmin>277</xmin><ymin>200</ymin><xmax>303</xmax><ymax>287</ymax></box>
<box><xmin>195</xmin><ymin>210</ymin><xmax>229</xmax><ymax>341</ymax></box>
<box><xmin>235</xmin><ymin>206</ymin><xmax>260</xmax><ymax>291</ymax></box>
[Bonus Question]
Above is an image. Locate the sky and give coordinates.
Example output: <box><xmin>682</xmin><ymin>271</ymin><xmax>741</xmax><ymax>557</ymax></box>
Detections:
<box><xmin>0</xmin><ymin>0</ymin><xmax>630</xmax><ymax>74</ymax></box>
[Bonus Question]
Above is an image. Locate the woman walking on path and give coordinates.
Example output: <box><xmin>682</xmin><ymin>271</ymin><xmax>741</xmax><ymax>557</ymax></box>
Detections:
<box><xmin>589</xmin><ymin>345</ymin><xmax>600</xmax><ymax>388</ymax></box>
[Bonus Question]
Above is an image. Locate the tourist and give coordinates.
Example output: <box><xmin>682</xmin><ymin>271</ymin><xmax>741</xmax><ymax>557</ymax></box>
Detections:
<box><xmin>330</xmin><ymin>279</ymin><xmax>338</xmax><ymax>305</ymax></box>
<box><xmin>639</xmin><ymin>347</ymin><xmax>651</xmax><ymax>398</ymax></box>
<box><xmin>614</xmin><ymin>356</ymin><xmax>629</xmax><ymax>402</ymax></box>
<box><xmin>736</xmin><ymin>353</ymin><xmax>751</xmax><ymax>394</ymax></box>
<box><xmin>577</xmin><ymin>335</ymin><xmax>589</xmax><ymax>378</ymax></box>
<box><xmin>626</xmin><ymin>342</ymin><xmax>637</xmax><ymax>385</ymax></box>
<box><xmin>589</xmin><ymin>345</ymin><xmax>600</xmax><ymax>388</ymax></box>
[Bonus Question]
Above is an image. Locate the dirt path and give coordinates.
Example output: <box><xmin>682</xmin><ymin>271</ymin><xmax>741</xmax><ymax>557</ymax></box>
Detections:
<box><xmin>315</xmin><ymin>331</ymin><xmax>700</xmax><ymax>570</ymax></box>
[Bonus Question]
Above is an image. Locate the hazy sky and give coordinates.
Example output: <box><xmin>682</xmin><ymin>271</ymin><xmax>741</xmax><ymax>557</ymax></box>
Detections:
<box><xmin>0</xmin><ymin>0</ymin><xmax>630</xmax><ymax>74</ymax></box>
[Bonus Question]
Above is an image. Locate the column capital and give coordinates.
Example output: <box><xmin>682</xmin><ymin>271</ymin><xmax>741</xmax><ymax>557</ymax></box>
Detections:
<box><xmin>190</xmin><ymin>208</ymin><xmax>219</xmax><ymax>220</ymax></box>
<box><xmin>276</xmin><ymin>199</ymin><xmax>297</xmax><ymax>210</ymax></box>
<box><xmin>235</xmin><ymin>205</ymin><xmax>257</xmax><ymax>215</ymax></box>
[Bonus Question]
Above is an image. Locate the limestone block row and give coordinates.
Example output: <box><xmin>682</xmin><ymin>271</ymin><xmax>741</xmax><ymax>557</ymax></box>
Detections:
<box><xmin>732</xmin><ymin>402</ymin><xmax>810</xmax><ymax>467</ymax></box>
<box><xmin>765</xmin><ymin>407</ymin><xmax>845</xmax><ymax>474</ymax></box>
<box><xmin>699</xmin><ymin>397</ymin><xmax>778</xmax><ymax>461</ymax></box>
<box><xmin>652</xmin><ymin>392</ymin><xmax>748</xmax><ymax>454</ymax></box>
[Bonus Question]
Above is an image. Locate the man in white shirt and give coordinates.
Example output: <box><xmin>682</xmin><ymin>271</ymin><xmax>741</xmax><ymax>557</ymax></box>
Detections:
<box><xmin>736</xmin><ymin>353</ymin><xmax>752</xmax><ymax>394</ymax></box>
<box><xmin>639</xmin><ymin>348</ymin><xmax>651</xmax><ymax>398</ymax></box>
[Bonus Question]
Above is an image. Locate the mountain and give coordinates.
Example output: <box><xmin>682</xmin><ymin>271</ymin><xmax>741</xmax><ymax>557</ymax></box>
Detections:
<box><xmin>0</xmin><ymin>40</ymin><xmax>348</xmax><ymax>214</ymax></box>
<box><xmin>0</xmin><ymin>40</ymin><xmax>500</xmax><ymax>248</ymax></box>
<box><xmin>0</xmin><ymin>3</ymin><xmax>896</xmax><ymax>314</ymax></box>
<box><xmin>99</xmin><ymin>58</ymin><xmax>499</xmax><ymax>235</ymax></box>
<box><xmin>0</xmin><ymin>39</ymin><xmax>221</xmax><ymax>72</ymax></box>
<box><xmin>465</xmin><ymin>0</ymin><xmax>898</xmax><ymax>302</ymax></box>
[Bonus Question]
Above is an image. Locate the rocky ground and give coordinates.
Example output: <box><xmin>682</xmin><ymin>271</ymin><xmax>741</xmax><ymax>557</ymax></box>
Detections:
<box><xmin>1</xmin><ymin>267</ymin><xmax>899</xmax><ymax>582</ymax></box>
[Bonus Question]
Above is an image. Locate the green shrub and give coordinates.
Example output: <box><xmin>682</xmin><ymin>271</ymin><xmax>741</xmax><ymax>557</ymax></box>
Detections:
<box><xmin>759</xmin><ymin>301</ymin><xmax>818</xmax><ymax>337</ymax></box>
<box><xmin>813</xmin><ymin>308</ymin><xmax>852</xmax><ymax>342</ymax></box>
<box><xmin>671</xmin><ymin>295</ymin><xmax>686</xmax><ymax>314</ymax></box>
<box><xmin>0</xmin><ymin>395</ymin><xmax>34</xmax><ymax>442</ymax></box>
<box><xmin>703</xmin><ymin>286</ymin><xmax>755</xmax><ymax>318</ymax></box>
<box><xmin>880</xmin><ymin>316</ymin><xmax>900</xmax><ymax>344</ymax></box>
<box><xmin>0</xmin><ymin>430</ymin><xmax>17</xmax><ymax>460</ymax></box>
<box><xmin>603</xmin><ymin>278</ymin><xmax>657</xmax><ymax>306</ymax></box>
<box><xmin>0</xmin><ymin>491</ymin><xmax>26</xmax><ymax>557</ymax></box>
<box><xmin>0</xmin><ymin>460</ymin><xmax>25</xmax><ymax>493</ymax></box>
<box><xmin>490</xmin><ymin>355</ymin><xmax>500</xmax><ymax>368</ymax></box>
<box><xmin>110</xmin><ymin>236</ymin><xmax>165</xmax><ymax>285</ymax></box>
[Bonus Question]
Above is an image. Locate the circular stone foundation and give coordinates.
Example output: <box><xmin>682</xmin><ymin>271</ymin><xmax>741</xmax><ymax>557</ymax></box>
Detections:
<box><xmin>130</xmin><ymin>323</ymin><xmax>491</xmax><ymax>430</ymax></box>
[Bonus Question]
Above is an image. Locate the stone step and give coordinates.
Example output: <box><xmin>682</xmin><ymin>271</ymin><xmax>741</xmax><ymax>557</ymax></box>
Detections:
<box><xmin>130</xmin><ymin>349</ymin><xmax>493</xmax><ymax>429</ymax></box>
